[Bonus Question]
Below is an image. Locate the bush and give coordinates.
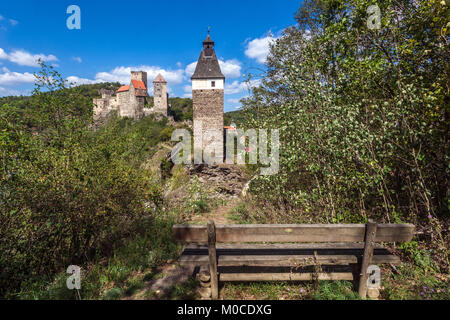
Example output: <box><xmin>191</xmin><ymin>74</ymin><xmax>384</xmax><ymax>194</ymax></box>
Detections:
<box><xmin>0</xmin><ymin>63</ymin><xmax>164</xmax><ymax>298</ymax></box>
<box><xmin>243</xmin><ymin>1</ymin><xmax>449</xmax><ymax>232</ymax></box>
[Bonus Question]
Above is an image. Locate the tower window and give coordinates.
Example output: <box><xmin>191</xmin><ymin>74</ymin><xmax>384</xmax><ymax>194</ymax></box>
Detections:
<box><xmin>211</xmin><ymin>81</ymin><xmax>216</xmax><ymax>88</ymax></box>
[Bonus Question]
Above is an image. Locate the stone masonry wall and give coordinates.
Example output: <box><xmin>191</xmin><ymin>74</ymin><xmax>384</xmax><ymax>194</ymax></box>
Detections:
<box><xmin>131</xmin><ymin>71</ymin><xmax>148</xmax><ymax>89</ymax></box>
<box><xmin>193</xmin><ymin>89</ymin><xmax>224</xmax><ymax>162</ymax></box>
<box><xmin>154</xmin><ymin>82</ymin><xmax>168</xmax><ymax>116</ymax></box>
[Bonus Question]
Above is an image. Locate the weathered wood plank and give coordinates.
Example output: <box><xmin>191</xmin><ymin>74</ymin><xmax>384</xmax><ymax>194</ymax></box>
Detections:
<box><xmin>179</xmin><ymin>253</ymin><xmax>399</xmax><ymax>266</ymax></box>
<box><xmin>218</xmin><ymin>255</ymin><xmax>357</xmax><ymax>266</ymax></box>
<box><xmin>173</xmin><ymin>224</ymin><xmax>414</xmax><ymax>243</ymax></box>
<box><xmin>358</xmin><ymin>221</ymin><xmax>377</xmax><ymax>298</ymax></box>
<box><xmin>207</xmin><ymin>221</ymin><xmax>218</xmax><ymax>300</ymax></box>
<box><xmin>183</xmin><ymin>242</ymin><xmax>386</xmax><ymax>250</ymax></box>
<box><xmin>219</xmin><ymin>272</ymin><xmax>354</xmax><ymax>282</ymax></box>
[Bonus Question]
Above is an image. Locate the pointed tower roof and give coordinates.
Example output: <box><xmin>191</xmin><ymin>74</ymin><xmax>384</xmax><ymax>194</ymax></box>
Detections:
<box><xmin>153</xmin><ymin>73</ymin><xmax>167</xmax><ymax>83</ymax></box>
<box><xmin>191</xmin><ymin>34</ymin><xmax>225</xmax><ymax>80</ymax></box>
<box><xmin>204</xmin><ymin>34</ymin><xmax>214</xmax><ymax>43</ymax></box>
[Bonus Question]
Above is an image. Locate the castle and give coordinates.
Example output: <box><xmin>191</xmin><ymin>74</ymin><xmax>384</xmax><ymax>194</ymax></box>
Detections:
<box><xmin>93</xmin><ymin>72</ymin><xmax>168</xmax><ymax>120</ymax></box>
<box><xmin>192</xmin><ymin>33</ymin><xmax>225</xmax><ymax>164</ymax></box>
<box><xmin>93</xmin><ymin>32</ymin><xmax>226</xmax><ymax>163</ymax></box>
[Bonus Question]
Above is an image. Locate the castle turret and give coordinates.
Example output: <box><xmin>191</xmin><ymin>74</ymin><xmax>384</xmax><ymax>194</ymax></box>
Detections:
<box><xmin>131</xmin><ymin>71</ymin><xmax>148</xmax><ymax>90</ymax></box>
<box><xmin>153</xmin><ymin>74</ymin><xmax>168</xmax><ymax>116</ymax></box>
<box><xmin>192</xmin><ymin>33</ymin><xmax>225</xmax><ymax>164</ymax></box>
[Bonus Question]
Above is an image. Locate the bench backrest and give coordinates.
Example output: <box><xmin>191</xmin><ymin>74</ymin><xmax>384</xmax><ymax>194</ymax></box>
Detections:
<box><xmin>173</xmin><ymin>223</ymin><xmax>415</xmax><ymax>243</ymax></box>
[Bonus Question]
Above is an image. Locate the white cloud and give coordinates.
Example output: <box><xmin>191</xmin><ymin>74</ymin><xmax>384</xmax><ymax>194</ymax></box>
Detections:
<box><xmin>176</xmin><ymin>61</ymin><xmax>182</xmax><ymax>68</ymax></box>
<box><xmin>0</xmin><ymin>48</ymin><xmax>7</xmax><ymax>59</ymax></box>
<box><xmin>0</xmin><ymin>86</ymin><xmax>22</xmax><ymax>97</ymax></box>
<box><xmin>185</xmin><ymin>62</ymin><xmax>197</xmax><ymax>77</ymax></box>
<box><xmin>225</xmin><ymin>79</ymin><xmax>261</xmax><ymax>95</ymax></box>
<box><xmin>245</xmin><ymin>35</ymin><xmax>277</xmax><ymax>64</ymax></box>
<box><xmin>95</xmin><ymin>65</ymin><xmax>184</xmax><ymax>84</ymax></box>
<box><xmin>219</xmin><ymin>59</ymin><xmax>241</xmax><ymax>78</ymax></box>
<box><xmin>0</xmin><ymin>14</ymin><xmax>18</xmax><ymax>26</ymax></box>
<box><xmin>227</xmin><ymin>98</ymin><xmax>242</xmax><ymax>104</ymax></box>
<box><xmin>72</xmin><ymin>57</ymin><xmax>82</xmax><ymax>63</ymax></box>
<box><xmin>66</xmin><ymin>65</ymin><xmax>185</xmax><ymax>88</ymax></box>
<box><xmin>185</xmin><ymin>59</ymin><xmax>241</xmax><ymax>78</ymax></box>
<box><xmin>8</xmin><ymin>50</ymin><xmax>58</xmax><ymax>67</ymax></box>
<box><xmin>0</xmin><ymin>48</ymin><xmax>58</xmax><ymax>67</ymax></box>
<box><xmin>0</xmin><ymin>70</ymin><xmax>35</xmax><ymax>85</ymax></box>
<box><xmin>66</xmin><ymin>76</ymin><xmax>99</xmax><ymax>86</ymax></box>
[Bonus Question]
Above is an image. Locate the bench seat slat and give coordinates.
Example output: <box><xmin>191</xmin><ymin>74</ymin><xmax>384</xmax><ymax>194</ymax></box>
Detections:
<box><xmin>179</xmin><ymin>248</ymin><xmax>400</xmax><ymax>266</ymax></box>
<box><xmin>183</xmin><ymin>243</ymin><xmax>384</xmax><ymax>250</ymax></box>
<box><xmin>219</xmin><ymin>272</ymin><xmax>354</xmax><ymax>282</ymax></box>
<box><xmin>179</xmin><ymin>255</ymin><xmax>399</xmax><ymax>266</ymax></box>
<box><xmin>173</xmin><ymin>224</ymin><xmax>415</xmax><ymax>243</ymax></box>
<box><xmin>219</xmin><ymin>255</ymin><xmax>358</xmax><ymax>266</ymax></box>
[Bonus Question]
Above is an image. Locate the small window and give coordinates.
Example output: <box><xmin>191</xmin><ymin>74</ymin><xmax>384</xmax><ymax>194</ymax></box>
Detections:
<box><xmin>211</xmin><ymin>81</ymin><xmax>216</xmax><ymax>88</ymax></box>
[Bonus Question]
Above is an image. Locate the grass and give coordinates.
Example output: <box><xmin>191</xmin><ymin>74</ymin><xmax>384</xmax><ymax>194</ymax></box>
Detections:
<box><xmin>13</xmin><ymin>170</ymin><xmax>448</xmax><ymax>301</ymax></box>
<box><xmin>220</xmin><ymin>281</ymin><xmax>361</xmax><ymax>300</ymax></box>
<box><xmin>219</xmin><ymin>199</ymin><xmax>449</xmax><ymax>301</ymax></box>
<box><xmin>16</xmin><ymin>211</ymin><xmax>182</xmax><ymax>300</ymax></box>
<box><xmin>381</xmin><ymin>247</ymin><xmax>449</xmax><ymax>300</ymax></box>
<box><xmin>228</xmin><ymin>201</ymin><xmax>254</xmax><ymax>224</ymax></box>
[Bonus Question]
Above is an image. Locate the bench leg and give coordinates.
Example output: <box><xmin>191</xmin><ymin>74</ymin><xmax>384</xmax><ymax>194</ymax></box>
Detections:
<box><xmin>358</xmin><ymin>221</ymin><xmax>377</xmax><ymax>298</ymax></box>
<box><xmin>207</xmin><ymin>220</ymin><xmax>219</xmax><ymax>299</ymax></box>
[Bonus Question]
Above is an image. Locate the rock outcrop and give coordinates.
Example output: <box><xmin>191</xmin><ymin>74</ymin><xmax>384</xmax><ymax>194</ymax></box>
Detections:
<box><xmin>187</xmin><ymin>164</ymin><xmax>247</xmax><ymax>197</ymax></box>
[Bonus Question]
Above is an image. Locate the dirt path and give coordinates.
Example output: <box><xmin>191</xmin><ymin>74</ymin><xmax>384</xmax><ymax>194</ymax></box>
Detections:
<box><xmin>125</xmin><ymin>198</ymin><xmax>241</xmax><ymax>300</ymax></box>
<box><xmin>189</xmin><ymin>198</ymin><xmax>240</xmax><ymax>225</ymax></box>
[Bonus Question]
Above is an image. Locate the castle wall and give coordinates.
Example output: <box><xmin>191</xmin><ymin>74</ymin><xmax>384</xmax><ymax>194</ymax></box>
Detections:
<box><xmin>131</xmin><ymin>71</ymin><xmax>148</xmax><ymax>89</ymax></box>
<box><xmin>192</xmin><ymin>79</ymin><xmax>224</xmax><ymax>90</ymax></box>
<box><xmin>122</xmin><ymin>85</ymin><xmax>136</xmax><ymax>119</ymax></box>
<box><xmin>193</xmin><ymin>89</ymin><xmax>224</xmax><ymax>162</ymax></box>
<box><xmin>154</xmin><ymin>81</ymin><xmax>168</xmax><ymax>116</ymax></box>
<box><xmin>116</xmin><ymin>92</ymin><xmax>130</xmax><ymax>118</ymax></box>
<box><xmin>135</xmin><ymin>96</ymin><xmax>145</xmax><ymax>119</ymax></box>
<box><xmin>93</xmin><ymin>71</ymin><xmax>152</xmax><ymax>122</ymax></box>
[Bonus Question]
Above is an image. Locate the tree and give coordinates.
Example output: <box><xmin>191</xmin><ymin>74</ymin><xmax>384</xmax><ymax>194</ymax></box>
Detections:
<box><xmin>243</xmin><ymin>0</ymin><xmax>449</xmax><ymax>228</ymax></box>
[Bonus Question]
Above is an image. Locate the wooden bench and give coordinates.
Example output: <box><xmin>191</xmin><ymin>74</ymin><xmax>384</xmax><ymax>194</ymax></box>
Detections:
<box><xmin>173</xmin><ymin>220</ymin><xmax>415</xmax><ymax>299</ymax></box>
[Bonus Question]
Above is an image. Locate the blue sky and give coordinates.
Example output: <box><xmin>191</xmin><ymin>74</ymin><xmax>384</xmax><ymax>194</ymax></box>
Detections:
<box><xmin>0</xmin><ymin>0</ymin><xmax>302</xmax><ymax>111</ymax></box>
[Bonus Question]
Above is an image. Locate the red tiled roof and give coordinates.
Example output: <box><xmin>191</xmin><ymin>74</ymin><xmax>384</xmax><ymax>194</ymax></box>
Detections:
<box><xmin>117</xmin><ymin>85</ymin><xmax>129</xmax><ymax>93</ymax></box>
<box><xmin>131</xmin><ymin>80</ymin><xmax>147</xmax><ymax>90</ymax></box>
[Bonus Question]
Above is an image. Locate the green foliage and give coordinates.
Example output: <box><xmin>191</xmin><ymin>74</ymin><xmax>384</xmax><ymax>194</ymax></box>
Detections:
<box><xmin>242</xmin><ymin>1</ymin><xmax>449</xmax><ymax>234</ymax></box>
<box><xmin>382</xmin><ymin>257</ymin><xmax>449</xmax><ymax>300</ymax></box>
<box><xmin>103</xmin><ymin>288</ymin><xmax>123</xmax><ymax>300</ymax></box>
<box><xmin>168</xmin><ymin>97</ymin><xmax>193</xmax><ymax>121</ymax></box>
<box><xmin>0</xmin><ymin>63</ymin><xmax>174</xmax><ymax>298</ymax></box>
<box><xmin>310</xmin><ymin>281</ymin><xmax>361</xmax><ymax>300</ymax></box>
<box><xmin>224</xmin><ymin>110</ymin><xmax>245</xmax><ymax>126</ymax></box>
<box><xmin>185</xmin><ymin>176</ymin><xmax>212</xmax><ymax>214</ymax></box>
<box><xmin>15</xmin><ymin>211</ymin><xmax>180</xmax><ymax>300</ymax></box>
<box><xmin>160</xmin><ymin>158</ymin><xmax>174</xmax><ymax>180</ymax></box>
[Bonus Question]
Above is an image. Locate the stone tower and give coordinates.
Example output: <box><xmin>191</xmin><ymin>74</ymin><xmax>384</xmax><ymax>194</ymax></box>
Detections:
<box><xmin>191</xmin><ymin>33</ymin><xmax>225</xmax><ymax>164</ymax></box>
<box><xmin>131</xmin><ymin>71</ymin><xmax>148</xmax><ymax>89</ymax></box>
<box><xmin>153</xmin><ymin>74</ymin><xmax>168</xmax><ymax>116</ymax></box>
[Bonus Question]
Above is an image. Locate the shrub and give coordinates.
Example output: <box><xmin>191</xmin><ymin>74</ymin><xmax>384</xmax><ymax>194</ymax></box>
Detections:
<box><xmin>0</xmin><ymin>63</ymin><xmax>164</xmax><ymax>298</ymax></box>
